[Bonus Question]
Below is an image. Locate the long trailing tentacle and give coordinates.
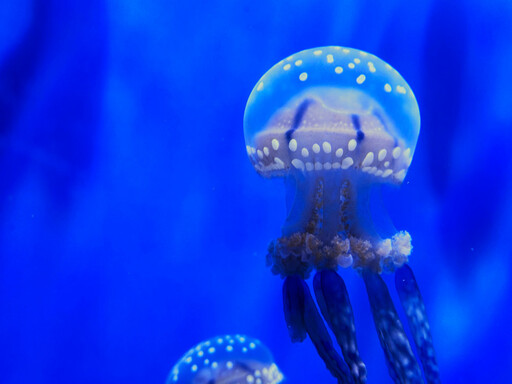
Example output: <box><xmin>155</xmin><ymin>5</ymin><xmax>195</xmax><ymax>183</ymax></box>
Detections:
<box><xmin>283</xmin><ymin>276</ymin><xmax>354</xmax><ymax>383</ymax></box>
<box><xmin>283</xmin><ymin>274</ymin><xmax>307</xmax><ymax>343</ymax></box>
<box><xmin>362</xmin><ymin>269</ymin><xmax>424</xmax><ymax>384</ymax></box>
<box><xmin>313</xmin><ymin>270</ymin><xmax>367</xmax><ymax>383</ymax></box>
<box><xmin>395</xmin><ymin>265</ymin><xmax>441</xmax><ymax>384</ymax></box>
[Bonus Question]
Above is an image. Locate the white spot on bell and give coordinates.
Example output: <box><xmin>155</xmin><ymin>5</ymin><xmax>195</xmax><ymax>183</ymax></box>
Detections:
<box><xmin>348</xmin><ymin>139</ymin><xmax>357</xmax><ymax>151</ymax></box>
<box><xmin>257</xmin><ymin>150</ymin><xmax>263</xmax><ymax>159</ymax></box>
<box><xmin>382</xmin><ymin>169</ymin><xmax>393</xmax><ymax>177</ymax></box>
<box><xmin>384</xmin><ymin>83</ymin><xmax>392</xmax><ymax>92</ymax></box>
<box><xmin>313</xmin><ymin>50</ymin><xmax>322</xmax><ymax>55</ymax></box>
<box><xmin>378</xmin><ymin>149</ymin><xmax>387</xmax><ymax>161</ymax></box>
<box><xmin>272</xmin><ymin>139</ymin><xmax>279</xmax><ymax>150</ymax></box>
<box><xmin>263</xmin><ymin>147</ymin><xmax>269</xmax><ymax>156</ymax></box>
<box><xmin>305</xmin><ymin>162</ymin><xmax>314</xmax><ymax>171</ymax></box>
<box><xmin>299</xmin><ymin>72</ymin><xmax>308</xmax><ymax>81</ymax></box>
<box><xmin>341</xmin><ymin>157</ymin><xmax>354</xmax><ymax>169</ymax></box>
<box><xmin>283</xmin><ymin>64</ymin><xmax>291</xmax><ymax>71</ymax></box>
<box><xmin>322</xmin><ymin>141</ymin><xmax>331</xmax><ymax>153</ymax></box>
<box><xmin>335</xmin><ymin>66</ymin><xmax>343</xmax><ymax>74</ymax></box>
<box><xmin>312</xmin><ymin>143</ymin><xmax>320</xmax><ymax>153</ymax></box>
<box><xmin>295</xmin><ymin>59</ymin><xmax>303</xmax><ymax>66</ymax></box>
<box><xmin>274</xmin><ymin>157</ymin><xmax>285</xmax><ymax>168</ymax></box>
<box><xmin>362</xmin><ymin>152</ymin><xmax>374</xmax><ymax>166</ymax></box>
<box><xmin>314</xmin><ymin>162</ymin><xmax>323</xmax><ymax>171</ymax></box>
<box><xmin>348</xmin><ymin>63</ymin><xmax>355</xmax><ymax>69</ymax></box>
<box><xmin>392</xmin><ymin>147</ymin><xmax>402</xmax><ymax>159</ymax></box>
<box><xmin>336</xmin><ymin>148</ymin><xmax>343</xmax><ymax>157</ymax></box>
<box><xmin>356</xmin><ymin>74</ymin><xmax>366</xmax><ymax>84</ymax></box>
<box><xmin>289</xmin><ymin>139</ymin><xmax>297</xmax><ymax>151</ymax></box>
<box><xmin>301</xmin><ymin>148</ymin><xmax>309</xmax><ymax>157</ymax></box>
<box><xmin>354</xmin><ymin>58</ymin><xmax>361</xmax><ymax>64</ymax></box>
<box><xmin>291</xmin><ymin>159</ymin><xmax>305</xmax><ymax>170</ymax></box>
<box><xmin>395</xmin><ymin>169</ymin><xmax>406</xmax><ymax>181</ymax></box>
<box><xmin>397</xmin><ymin>85</ymin><xmax>406</xmax><ymax>94</ymax></box>
<box><xmin>326</xmin><ymin>54</ymin><xmax>334</xmax><ymax>63</ymax></box>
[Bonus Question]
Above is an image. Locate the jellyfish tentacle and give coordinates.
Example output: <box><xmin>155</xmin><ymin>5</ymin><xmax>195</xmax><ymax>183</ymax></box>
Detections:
<box><xmin>283</xmin><ymin>274</ymin><xmax>307</xmax><ymax>342</ymax></box>
<box><xmin>395</xmin><ymin>265</ymin><xmax>441</xmax><ymax>384</ymax></box>
<box><xmin>313</xmin><ymin>270</ymin><xmax>367</xmax><ymax>383</ymax></box>
<box><xmin>362</xmin><ymin>270</ymin><xmax>424</xmax><ymax>384</ymax></box>
<box><xmin>283</xmin><ymin>276</ymin><xmax>354</xmax><ymax>383</ymax></box>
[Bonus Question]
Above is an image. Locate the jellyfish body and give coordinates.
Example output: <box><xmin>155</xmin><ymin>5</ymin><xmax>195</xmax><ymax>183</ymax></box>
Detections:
<box><xmin>244</xmin><ymin>47</ymin><xmax>440</xmax><ymax>383</ymax></box>
<box><xmin>167</xmin><ymin>334</ymin><xmax>284</xmax><ymax>384</ymax></box>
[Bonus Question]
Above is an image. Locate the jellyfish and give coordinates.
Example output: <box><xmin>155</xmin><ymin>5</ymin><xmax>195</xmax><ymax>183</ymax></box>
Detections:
<box><xmin>167</xmin><ymin>334</ymin><xmax>284</xmax><ymax>384</ymax></box>
<box><xmin>243</xmin><ymin>47</ymin><xmax>440</xmax><ymax>384</ymax></box>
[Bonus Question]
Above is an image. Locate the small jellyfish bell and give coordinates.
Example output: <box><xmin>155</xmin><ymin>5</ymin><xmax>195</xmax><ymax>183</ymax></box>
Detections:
<box><xmin>244</xmin><ymin>47</ymin><xmax>439</xmax><ymax>384</ymax></box>
<box><xmin>167</xmin><ymin>335</ymin><xmax>284</xmax><ymax>384</ymax></box>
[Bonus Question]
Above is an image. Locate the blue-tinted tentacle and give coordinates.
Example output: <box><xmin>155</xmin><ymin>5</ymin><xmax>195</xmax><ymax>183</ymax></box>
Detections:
<box><xmin>362</xmin><ymin>270</ymin><xmax>424</xmax><ymax>384</ymax></box>
<box><xmin>395</xmin><ymin>265</ymin><xmax>441</xmax><ymax>384</ymax></box>
<box><xmin>313</xmin><ymin>270</ymin><xmax>367</xmax><ymax>383</ymax></box>
<box><xmin>283</xmin><ymin>275</ymin><xmax>307</xmax><ymax>342</ymax></box>
<box><xmin>283</xmin><ymin>276</ymin><xmax>354</xmax><ymax>383</ymax></box>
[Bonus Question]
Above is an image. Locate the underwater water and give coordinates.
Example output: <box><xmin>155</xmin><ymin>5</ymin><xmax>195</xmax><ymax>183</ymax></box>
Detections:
<box><xmin>1</xmin><ymin>0</ymin><xmax>512</xmax><ymax>383</ymax></box>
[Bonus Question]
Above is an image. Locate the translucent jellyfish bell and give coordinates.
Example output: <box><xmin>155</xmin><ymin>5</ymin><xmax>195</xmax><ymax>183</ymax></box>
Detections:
<box><xmin>167</xmin><ymin>335</ymin><xmax>284</xmax><ymax>384</ymax></box>
<box><xmin>244</xmin><ymin>46</ymin><xmax>420</xmax><ymax>179</ymax></box>
<box><xmin>243</xmin><ymin>47</ymin><xmax>440</xmax><ymax>384</ymax></box>
<box><xmin>244</xmin><ymin>46</ymin><xmax>421</xmax><ymax>276</ymax></box>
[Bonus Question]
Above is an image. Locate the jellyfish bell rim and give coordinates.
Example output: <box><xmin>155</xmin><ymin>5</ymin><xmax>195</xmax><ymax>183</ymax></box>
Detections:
<box><xmin>243</xmin><ymin>46</ymin><xmax>420</xmax><ymax>185</ymax></box>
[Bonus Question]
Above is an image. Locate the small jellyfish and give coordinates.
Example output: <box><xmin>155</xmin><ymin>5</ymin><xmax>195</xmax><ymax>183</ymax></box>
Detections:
<box><xmin>167</xmin><ymin>334</ymin><xmax>284</xmax><ymax>384</ymax></box>
<box><xmin>244</xmin><ymin>47</ymin><xmax>440</xmax><ymax>383</ymax></box>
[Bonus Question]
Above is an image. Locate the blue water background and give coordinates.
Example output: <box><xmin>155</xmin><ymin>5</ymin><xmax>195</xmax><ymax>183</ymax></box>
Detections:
<box><xmin>1</xmin><ymin>1</ymin><xmax>511</xmax><ymax>383</ymax></box>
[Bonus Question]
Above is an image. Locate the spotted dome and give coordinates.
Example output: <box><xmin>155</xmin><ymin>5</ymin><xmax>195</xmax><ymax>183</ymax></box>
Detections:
<box><xmin>244</xmin><ymin>46</ymin><xmax>420</xmax><ymax>184</ymax></box>
<box><xmin>167</xmin><ymin>335</ymin><xmax>284</xmax><ymax>384</ymax></box>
